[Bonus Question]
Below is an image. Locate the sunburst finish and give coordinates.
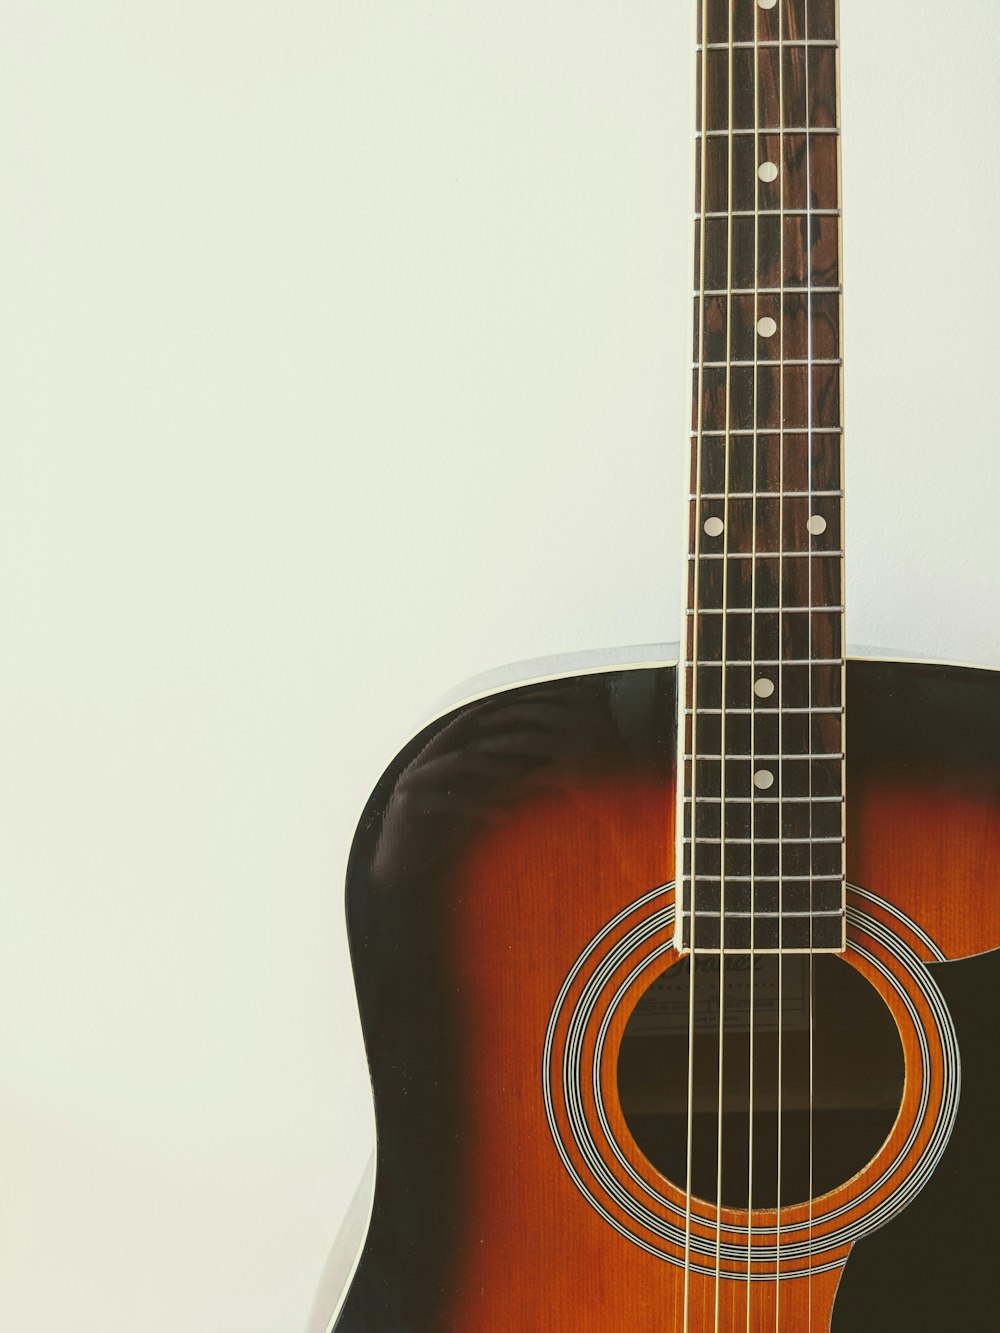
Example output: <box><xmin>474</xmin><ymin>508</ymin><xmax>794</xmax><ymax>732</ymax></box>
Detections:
<box><xmin>331</xmin><ymin>658</ymin><xmax>1000</xmax><ymax>1331</ymax></box>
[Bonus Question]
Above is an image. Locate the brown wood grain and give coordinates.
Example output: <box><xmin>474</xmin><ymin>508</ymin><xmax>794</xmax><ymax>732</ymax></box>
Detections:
<box><xmin>701</xmin><ymin>0</ymin><xmax>838</xmax><ymax>49</ymax></box>
<box><xmin>849</xmin><ymin>779</ymin><xmax>1000</xmax><ymax>960</ymax></box>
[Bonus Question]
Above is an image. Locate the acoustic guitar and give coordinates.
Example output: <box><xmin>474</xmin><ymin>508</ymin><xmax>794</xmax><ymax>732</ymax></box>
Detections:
<box><xmin>326</xmin><ymin>1</ymin><xmax>1000</xmax><ymax>1328</ymax></box>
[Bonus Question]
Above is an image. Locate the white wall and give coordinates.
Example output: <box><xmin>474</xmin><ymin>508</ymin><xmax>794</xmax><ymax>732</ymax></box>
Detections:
<box><xmin>2</xmin><ymin>3</ymin><xmax>998</xmax><ymax>1329</ymax></box>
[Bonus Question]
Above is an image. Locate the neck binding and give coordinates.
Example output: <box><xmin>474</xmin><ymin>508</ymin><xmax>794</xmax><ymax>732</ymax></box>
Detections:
<box><xmin>678</xmin><ymin>0</ymin><xmax>846</xmax><ymax>956</ymax></box>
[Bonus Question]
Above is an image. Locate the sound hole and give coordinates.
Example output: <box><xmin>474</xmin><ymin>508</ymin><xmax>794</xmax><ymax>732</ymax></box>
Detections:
<box><xmin>616</xmin><ymin>954</ymin><xmax>905</xmax><ymax>1209</ymax></box>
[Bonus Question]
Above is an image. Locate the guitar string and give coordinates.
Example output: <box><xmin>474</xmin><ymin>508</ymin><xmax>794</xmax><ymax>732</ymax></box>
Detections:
<box><xmin>775</xmin><ymin>0</ymin><xmax>786</xmax><ymax>1325</ymax></box>
<box><xmin>683</xmin><ymin>0</ymin><xmax>712</xmax><ymax>1322</ymax></box>
<box><xmin>714</xmin><ymin>0</ymin><xmax>737</xmax><ymax>1325</ymax></box>
<box><xmin>804</xmin><ymin>0</ymin><xmax>816</xmax><ymax>1325</ymax></box>
<box><xmin>746</xmin><ymin>0</ymin><xmax>762</xmax><ymax>1325</ymax></box>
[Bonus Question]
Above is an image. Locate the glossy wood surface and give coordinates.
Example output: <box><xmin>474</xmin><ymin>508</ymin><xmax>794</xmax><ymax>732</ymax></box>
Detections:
<box><xmin>336</xmin><ymin>658</ymin><xmax>1000</xmax><ymax>1331</ymax></box>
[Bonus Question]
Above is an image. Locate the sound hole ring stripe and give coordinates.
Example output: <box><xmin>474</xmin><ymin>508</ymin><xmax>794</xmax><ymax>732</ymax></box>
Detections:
<box><xmin>542</xmin><ymin>883</ymin><xmax>960</xmax><ymax>1275</ymax></box>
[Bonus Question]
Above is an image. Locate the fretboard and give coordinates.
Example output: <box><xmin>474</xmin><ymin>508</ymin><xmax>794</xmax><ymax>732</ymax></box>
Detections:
<box><xmin>678</xmin><ymin>0</ymin><xmax>845</xmax><ymax>955</ymax></box>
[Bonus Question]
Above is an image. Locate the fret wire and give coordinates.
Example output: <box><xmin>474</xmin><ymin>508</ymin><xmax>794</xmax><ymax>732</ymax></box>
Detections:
<box><xmin>681</xmin><ymin>910</ymin><xmax>846</xmax><ymax>920</ymax></box>
<box><xmin>686</xmin><ymin>796</ymin><xmax>845</xmax><ymax>804</ymax></box>
<box><xmin>698</xmin><ymin>210</ymin><xmax>841</xmax><ymax>219</ymax></box>
<box><xmin>696</xmin><ymin>360</ymin><xmax>843</xmax><ymax>368</ymax></box>
<box><xmin>691</xmin><ymin>836</ymin><xmax>844</xmax><ymax>845</ymax></box>
<box><xmin>697</xmin><ymin>128</ymin><xmax>839</xmax><ymax>138</ymax></box>
<box><xmin>698</xmin><ymin>41</ymin><xmax>839</xmax><ymax>50</ymax></box>
<box><xmin>682</xmin><ymin>949</ymin><xmax>848</xmax><ymax>959</ymax></box>
<box><xmin>691</xmin><ymin>552</ymin><xmax>844</xmax><ymax>561</ymax></box>
<box><xmin>695</xmin><ymin>428</ymin><xmax>844</xmax><ymax>436</ymax></box>
<box><xmin>692</xmin><ymin>491</ymin><xmax>844</xmax><ymax>499</ymax></box>
<box><xmin>695</xmin><ymin>287</ymin><xmax>841</xmax><ymax>295</ymax></box>
<box><xmin>686</xmin><ymin>607</ymin><xmax>845</xmax><ymax>615</ymax></box>
<box><xmin>683</xmin><ymin>948</ymin><xmax>845</xmax><ymax>956</ymax></box>
<box><xmin>684</xmin><ymin>753</ymin><xmax>845</xmax><ymax>761</ymax></box>
<box><xmin>685</xmin><ymin>658</ymin><xmax>843</xmax><ymax>666</ymax></box>
<box><xmin>684</xmin><ymin>874</ymin><xmax>844</xmax><ymax>883</ymax></box>
<box><xmin>686</xmin><ymin>707</ymin><xmax>844</xmax><ymax>715</ymax></box>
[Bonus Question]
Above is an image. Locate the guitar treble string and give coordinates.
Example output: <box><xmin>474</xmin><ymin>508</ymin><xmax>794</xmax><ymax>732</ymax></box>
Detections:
<box><xmin>804</xmin><ymin>0</ymin><xmax>816</xmax><ymax>1325</ymax></box>
<box><xmin>683</xmin><ymin>0</ymin><xmax>713</xmax><ymax>1322</ymax></box>
<box><xmin>714</xmin><ymin>0</ymin><xmax>738</xmax><ymax>1325</ymax></box>
<box><xmin>746</xmin><ymin>0</ymin><xmax>762</xmax><ymax>1325</ymax></box>
<box><xmin>775</xmin><ymin>0</ymin><xmax>787</xmax><ymax>1324</ymax></box>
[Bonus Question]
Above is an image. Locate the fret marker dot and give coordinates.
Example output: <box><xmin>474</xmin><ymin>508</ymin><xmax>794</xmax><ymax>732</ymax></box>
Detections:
<box><xmin>807</xmin><ymin>514</ymin><xmax>828</xmax><ymax>536</ymax></box>
<box><xmin>759</xmin><ymin>0</ymin><xmax>778</xmax><ymax>8</ymax></box>
<box><xmin>757</xmin><ymin>316</ymin><xmax>777</xmax><ymax>339</ymax></box>
<box><xmin>754</xmin><ymin>769</ymin><xmax>775</xmax><ymax>790</ymax></box>
<box><xmin>758</xmin><ymin>162</ymin><xmax>779</xmax><ymax>183</ymax></box>
<box><xmin>704</xmin><ymin>517</ymin><xmax>725</xmax><ymax>537</ymax></box>
<box><xmin>754</xmin><ymin>678</ymin><xmax>775</xmax><ymax>699</ymax></box>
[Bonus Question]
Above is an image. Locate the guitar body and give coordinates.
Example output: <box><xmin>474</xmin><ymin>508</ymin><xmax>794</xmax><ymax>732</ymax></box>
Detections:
<box><xmin>321</xmin><ymin>10</ymin><xmax>999</xmax><ymax>1323</ymax></box>
<box><xmin>333</xmin><ymin>653</ymin><xmax>1000</xmax><ymax>1332</ymax></box>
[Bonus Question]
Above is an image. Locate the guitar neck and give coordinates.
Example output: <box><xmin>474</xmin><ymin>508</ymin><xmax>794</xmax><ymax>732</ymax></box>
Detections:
<box><xmin>679</xmin><ymin>0</ymin><xmax>846</xmax><ymax>955</ymax></box>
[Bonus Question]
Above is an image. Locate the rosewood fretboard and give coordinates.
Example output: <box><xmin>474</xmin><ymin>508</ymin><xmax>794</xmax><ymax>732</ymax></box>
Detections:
<box><xmin>679</xmin><ymin>0</ymin><xmax>845</xmax><ymax>954</ymax></box>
